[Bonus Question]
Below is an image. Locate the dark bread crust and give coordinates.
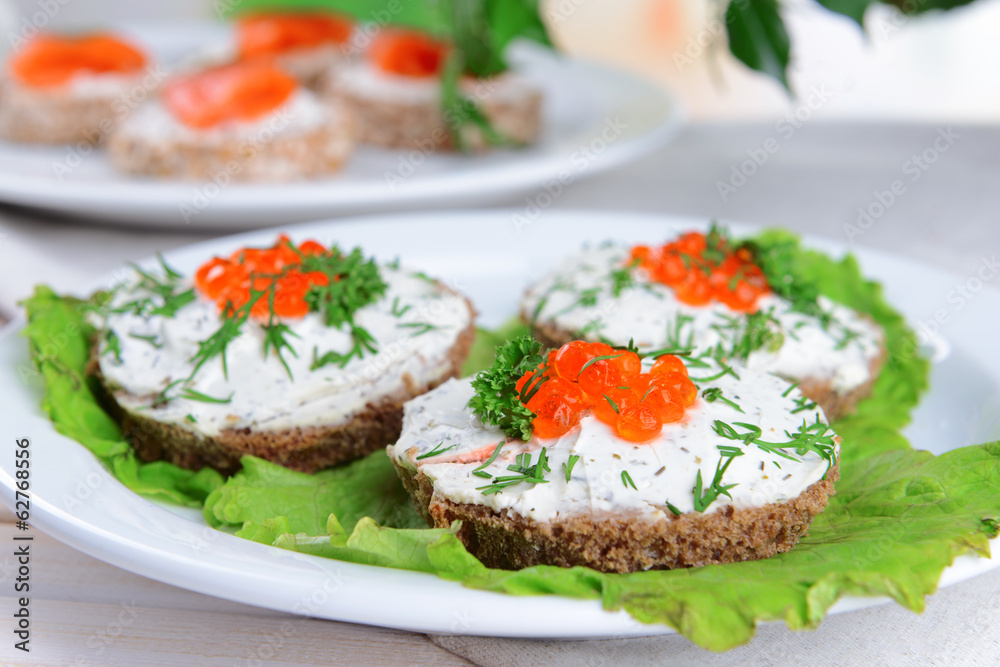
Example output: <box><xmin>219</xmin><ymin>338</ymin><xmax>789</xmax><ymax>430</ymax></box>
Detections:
<box><xmin>0</xmin><ymin>77</ymin><xmax>125</xmax><ymax>144</ymax></box>
<box><xmin>91</xmin><ymin>307</ymin><xmax>475</xmax><ymax>475</ymax></box>
<box><xmin>393</xmin><ymin>457</ymin><xmax>838</xmax><ymax>573</ymax></box>
<box><xmin>526</xmin><ymin>315</ymin><xmax>885</xmax><ymax>422</ymax></box>
<box><xmin>106</xmin><ymin>112</ymin><xmax>355</xmax><ymax>182</ymax></box>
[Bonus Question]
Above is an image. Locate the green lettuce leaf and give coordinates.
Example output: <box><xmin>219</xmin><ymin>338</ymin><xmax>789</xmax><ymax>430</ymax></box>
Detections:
<box><xmin>21</xmin><ymin>286</ymin><xmax>223</xmax><ymax>507</ymax></box>
<box><xmin>748</xmin><ymin>229</ymin><xmax>930</xmax><ymax>460</ymax></box>
<box><xmin>202</xmin><ymin>451</ymin><xmax>424</xmax><ymax>533</ymax></box>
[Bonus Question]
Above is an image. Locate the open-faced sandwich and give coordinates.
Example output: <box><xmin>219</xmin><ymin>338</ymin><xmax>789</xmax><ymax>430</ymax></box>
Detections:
<box><xmin>323</xmin><ymin>27</ymin><xmax>542</xmax><ymax>151</ymax></box>
<box><xmin>521</xmin><ymin>227</ymin><xmax>885</xmax><ymax>420</ymax></box>
<box><xmin>235</xmin><ymin>11</ymin><xmax>355</xmax><ymax>89</ymax></box>
<box><xmin>0</xmin><ymin>32</ymin><xmax>151</xmax><ymax>144</ymax></box>
<box><xmin>389</xmin><ymin>336</ymin><xmax>839</xmax><ymax>573</ymax></box>
<box><xmin>89</xmin><ymin>235</ymin><xmax>475</xmax><ymax>474</ymax></box>
<box><xmin>107</xmin><ymin>61</ymin><xmax>354</xmax><ymax>180</ymax></box>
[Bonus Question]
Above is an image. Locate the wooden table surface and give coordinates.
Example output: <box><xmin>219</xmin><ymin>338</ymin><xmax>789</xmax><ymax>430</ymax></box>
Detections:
<box><xmin>0</xmin><ymin>506</ymin><xmax>472</xmax><ymax>666</ymax></box>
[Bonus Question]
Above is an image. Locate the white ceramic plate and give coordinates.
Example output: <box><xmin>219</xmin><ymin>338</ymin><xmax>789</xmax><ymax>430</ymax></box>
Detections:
<box><xmin>1</xmin><ymin>210</ymin><xmax>998</xmax><ymax>640</ymax></box>
<box><xmin>0</xmin><ymin>24</ymin><xmax>682</xmax><ymax>229</ymax></box>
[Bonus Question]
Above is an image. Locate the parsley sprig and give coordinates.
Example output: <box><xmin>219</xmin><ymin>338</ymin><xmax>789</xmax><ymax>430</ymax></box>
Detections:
<box><xmin>468</xmin><ymin>336</ymin><xmax>547</xmax><ymax>440</ymax></box>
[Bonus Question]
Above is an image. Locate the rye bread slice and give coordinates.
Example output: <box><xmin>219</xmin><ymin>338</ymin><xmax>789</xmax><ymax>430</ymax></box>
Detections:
<box><xmin>106</xmin><ymin>101</ymin><xmax>355</xmax><ymax>181</ymax></box>
<box><xmin>323</xmin><ymin>73</ymin><xmax>542</xmax><ymax>151</ymax></box>
<box><xmin>526</xmin><ymin>315</ymin><xmax>886</xmax><ymax>422</ymax></box>
<box><xmin>392</xmin><ymin>456</ymin><xmax>838</xmax><ymax>573</ymax></box>
<box><xmin>90</xmin><ymin>305</ymin><xmax>476</xmax><ymax>475</ymax></box>
<box><xmin>0</xmin><ymin>76</ymin><xmax>129</xmax><ymax>145</ymax></box>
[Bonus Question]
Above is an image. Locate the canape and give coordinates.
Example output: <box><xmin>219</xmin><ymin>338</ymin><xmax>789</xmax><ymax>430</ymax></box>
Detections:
<box><xmin>323</xmin><ymin>27</ymin><xmax>542</xmax><ymax>151</ymax></box>
<box><xmin>107</xmin><ymin>61</ymin><xmax>354</xmax><ymax>181</ymax></box>
<box><xmin>389</xmin><ymin>337</ymin><xmax>838</xmax><ymax>572</ymax></box>
<box><xmin>235</xmin><ymin>11</ymin><xmax>354</xmax><ymax>89</ymax></box>
<box><xmin>90</xmin><ymin>235</ymin><xmax>476</xmax><ymax>474</ymax></box>
<box><xmin>521</xmin><ymin>228</ymin><xmax>885</xmax><ymax>420</ymax></box>
<box><xmin>0</xmin><ymin>33</ymin><xmax>151</xmax><ymax>144</ymax></box>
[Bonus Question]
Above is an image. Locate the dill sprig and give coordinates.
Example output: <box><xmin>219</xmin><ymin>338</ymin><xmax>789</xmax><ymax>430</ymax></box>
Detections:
<box><xmin>177</xmin><ymin>387</ymin><xmax>233</xmax><ymax>404</ymax></box>
<box><xmin>300</xmin><ymin>247</ymin><xmax>388</xmax><ymax>329</ymax></box>
<box><xmin>729</xmin><ymin>307</ymin><xmax>784</xmax><ymax>360</ymax></box>
<box><xmin>711</xmin><ymin>417</ymin><xmax>837</xmax><ymax>465</ymax></box>
<box><xmin>563</xmin><ymin>454</ymin><xmax>580</xmax><ymax>482</ymax></box>
<box><xmin>104</xmin><ymin>329</ymin><xmax>122</xmax><ymax>362</ymax></box>
<box><xmin>701</xmin><ymin>387</ymin><xmax>744</xmax><ymax>413</ymax></box>
<box><xmin>416</xmin><ymin>442</ymin><xmax>458</xmax><ymax>460</ymax></box>
<box><xmin>310</xmin><ymin>324</ymin><xmax>379</xmax><ymax>370</ymax></box>
<box><xmin>476</xmin><ymin>448</ymin><xmax>550</xmax><ymax>496</ymax></box>
<box><xmin>397</xmin><ymin>321</ymin><xmax>443</xmax><ymax>336</ymax></box>
<box><xmin>692</xmin><ymin>447</ymin><xmax>743</xmax><ymax>512</ymax></box>
<box><xmin>188</xmin><ymin>284</ymin><xmax>265</xmax><ymax>381</ymax></box>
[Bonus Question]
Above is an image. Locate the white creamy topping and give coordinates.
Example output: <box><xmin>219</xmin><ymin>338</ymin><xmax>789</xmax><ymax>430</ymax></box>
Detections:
<box><xmin>521</xmin><ymin>245</ymin><xmax>883</xmax><ymax>396</ymax></box>
<box><xmin>116</xmin><ymin>88</ymin><xmax>335</xmax><ymax>143</ymax></box>
<box><xmin>97</xmin><ymin>265</ymin><xmax>472</xmax><ymax>437</ymax></box>
<box><xmin>64</xmin><ymin>70</ymin><xmax>149</xmax><ymax>98</ymax></box>
<box><xmin>390</xmin><ymin>365</ymin><xmax>838</xmax><ymax>522</ymax></box>
<box><xmin>331</xmin><ymin>62</ymin><xmax>539</xmax><ymax>105</ymax></box>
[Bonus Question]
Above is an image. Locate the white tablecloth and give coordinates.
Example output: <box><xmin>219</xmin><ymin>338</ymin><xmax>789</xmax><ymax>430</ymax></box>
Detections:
<box><xmin>1</xmin><ymin>122</ymin><xmax>998</xmax><ymax>665</ymax></box>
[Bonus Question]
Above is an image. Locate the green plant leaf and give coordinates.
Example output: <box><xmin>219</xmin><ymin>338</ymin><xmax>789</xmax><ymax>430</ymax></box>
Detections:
<box><xmin>816</xmin><ymin>0</ymin><xmax>873</xmax><ymax>25</ymax></box>
<box><xmin>725</xmin><ymin>0</ymin><xmax>792</xmax><ymax>90</ymax></box>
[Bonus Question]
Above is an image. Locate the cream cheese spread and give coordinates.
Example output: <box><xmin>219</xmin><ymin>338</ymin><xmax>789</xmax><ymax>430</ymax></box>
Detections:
<box><xmin>521</xmin><ymin>244</ymin><xmax>883</xmax><ymax>397</ymax></box>
<box><xmin>96</xmin><ymin>263</ymin><xmax>473</xmax><ymax>438</ymax></box>
<box><xmin>115</xmin><ymin>88</ymin><xmax>336</xmax><ymax>143</ymax></box>
<box><xmin>331</xmin><ymin>62</ymin><xmax>539</xmax><ymax>105</ymax></box>
<box><xmin>390</xmin><ymin>362</ymin><xmax>839</xmax><ymax>522</ymax></box>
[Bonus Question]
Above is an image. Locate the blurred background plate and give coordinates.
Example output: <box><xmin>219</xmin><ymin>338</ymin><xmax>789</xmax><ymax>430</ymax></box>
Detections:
<box><xmin>0</xmin><ymin>23</ymin><xmax>683</xmax><ymax>229</ymax></box>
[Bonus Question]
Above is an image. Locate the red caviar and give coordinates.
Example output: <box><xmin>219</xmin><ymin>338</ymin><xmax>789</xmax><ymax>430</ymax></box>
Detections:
<box><xmin>630</xmin><ymin>231</ymin><xmax>769</xmax><ymax>311</ymax></box>
<box><xmin>519</xmin><ymin>340</ymin><xmax>697</xmax><ymax>442</ymax></box>
<box><xmin>163</xmin><ymin>62</ymin><xmax>296</xmax><ymax>129</ymax></box>
<box><xmin>369</xmin><ymin>28</ymin><xmax>449</xmax><ymax>77</ymax></box>
<box><xmin>237</xmin><ymin>12</ymin><xmax>353</xmax><ymax>60</ymax></box>
<box><xmin>9</xmin><ymin>33</ymin><xmax>146</xmax><ymax>88</ymax></box>
<box><xmin>194</xmin><ymin>234</ymin><xmax>328</xmax><ymax>319</ymax></box>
